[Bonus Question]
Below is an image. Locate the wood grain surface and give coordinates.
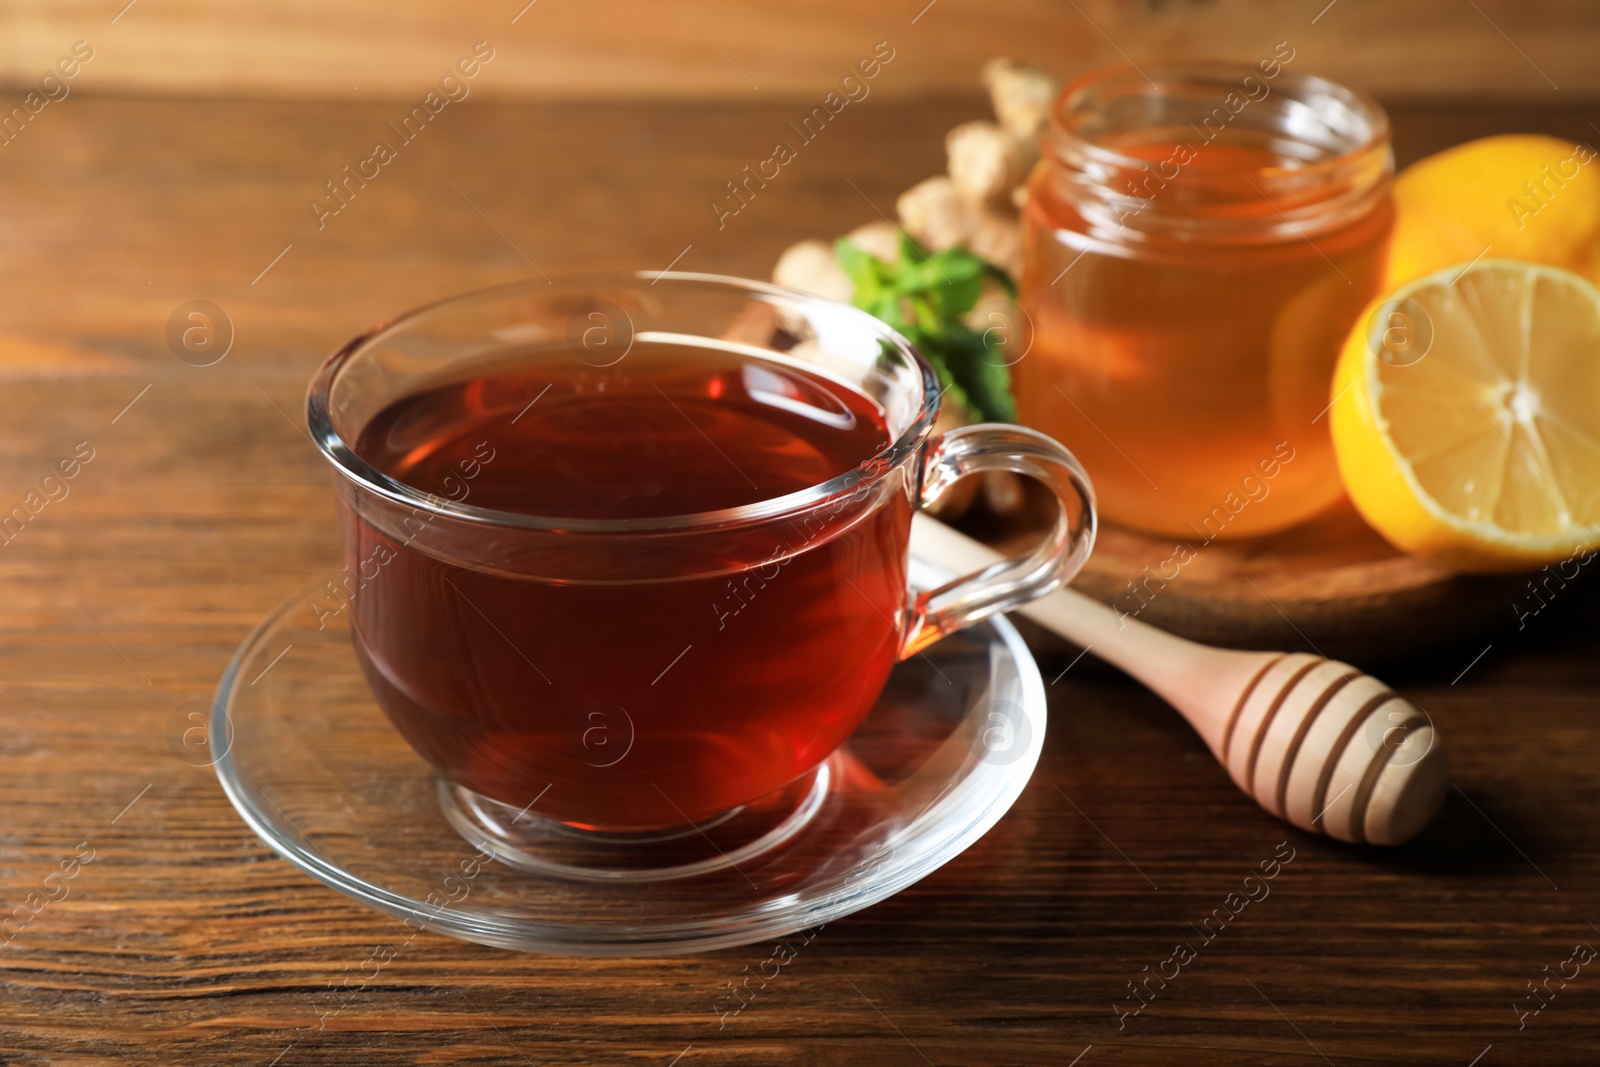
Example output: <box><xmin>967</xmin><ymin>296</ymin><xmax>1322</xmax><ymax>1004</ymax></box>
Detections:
<box><xmin>0</xmin><ymin>0</ymin><xmax>1596</xmax><ymax>100</ymax></box>
<box><xmin>0</xmin><ymin>91</ymin><xmax>1597</xmax><ymax>1066</ymax></box>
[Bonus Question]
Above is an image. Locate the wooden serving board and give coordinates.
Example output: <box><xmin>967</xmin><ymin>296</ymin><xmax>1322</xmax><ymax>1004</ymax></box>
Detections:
<box><xmin>980</xmin><ymin>492</ymin><xmax>1530</xmax><ymax>667</ymax></box>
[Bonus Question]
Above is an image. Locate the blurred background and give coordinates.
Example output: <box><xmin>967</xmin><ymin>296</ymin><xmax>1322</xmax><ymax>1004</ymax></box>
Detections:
<box><xmin>0</xmin><ymin>0</ymin><xmax>1592</xmax><ymax>360</ymax></box>
<box><xmin>1</xmin><ymin>0</ymin><xmax>1595</xmax><ymax>98</ymax></box>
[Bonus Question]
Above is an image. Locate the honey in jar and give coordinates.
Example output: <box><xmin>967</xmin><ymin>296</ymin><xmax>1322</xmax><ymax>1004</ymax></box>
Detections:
<box><xmin>1017</xmin><ymin>59</ymin><xmax>1394</xmax><ymax>539</ymax></box>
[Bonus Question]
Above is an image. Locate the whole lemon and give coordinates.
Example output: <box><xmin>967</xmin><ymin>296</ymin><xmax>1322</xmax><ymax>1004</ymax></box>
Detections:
<box><xmin>1387</xmin><ymin>134</ymin><xmax>1600</xmax><ymax>288</ymax></box>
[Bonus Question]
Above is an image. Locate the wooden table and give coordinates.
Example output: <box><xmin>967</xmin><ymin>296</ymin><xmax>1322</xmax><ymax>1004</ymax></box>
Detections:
<box><xmin>1</xmin><ymin>92</ymin><xmax>1597</xmax><ymax>1066</ymax></box>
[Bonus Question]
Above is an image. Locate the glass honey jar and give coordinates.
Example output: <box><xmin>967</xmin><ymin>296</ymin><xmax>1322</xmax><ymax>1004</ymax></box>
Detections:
<box><xmin>1016</xmin><ymin>58</ymin><xmax>1394</xmax><ymax>539</ymax></box>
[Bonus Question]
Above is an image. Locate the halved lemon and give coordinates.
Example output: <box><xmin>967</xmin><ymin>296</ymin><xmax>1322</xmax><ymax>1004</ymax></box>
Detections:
<box><xmin>1330</xmin><ymin>260</ymin><xmax>1600</xmax><ymax>573</ymax></box>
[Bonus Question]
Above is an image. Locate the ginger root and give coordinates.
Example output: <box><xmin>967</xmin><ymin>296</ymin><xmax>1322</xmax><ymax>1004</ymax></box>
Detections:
<box><xmin>966</xmin><ymin>208</ymin><xmax>1022</xmax><ymax>279</ymax></box>
<box><xmin>895</xmin><ymin>176</ymin><xmax>1022</xmax><ymax>277</ymax></box>
<box><xmin>981</xmin><ymin>58</ymin><xmax>1060</xmax><ymax>140</ymax></box>
<box><xmin>896</xmin><ymin>177</ymin><xmax>971</xmax><ymax>253</ymax></box>
<box><xmin>844</xmin><ymin>220</ymin><xmax>901</xmax><ymax>263</ymax></box>
<box><xmin>772</xmin><ymin>239</ymin><xmax>852</xmax><ymax>304</ymax></box>
<box><xmin>947</xmin><ymin>120</ymin><xmax>1035</xmax><ymax>208</ymax></box>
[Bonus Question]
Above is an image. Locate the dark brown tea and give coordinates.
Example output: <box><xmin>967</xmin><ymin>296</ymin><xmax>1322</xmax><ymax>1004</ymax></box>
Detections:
<box><xmin>343</xmin><ymin>341</ymin><xmax>910</xmax><ymax>830</ymax></box>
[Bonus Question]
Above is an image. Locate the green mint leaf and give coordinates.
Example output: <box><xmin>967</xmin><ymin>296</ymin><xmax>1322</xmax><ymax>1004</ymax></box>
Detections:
<box><xmin>834</xmin><ymin>238</ymin><xmax>881</xmax><ymax>289</ymax></box>
<box><xmin>924</xmin><ymin>245</ymin><xmax>988</xmax><ymax>284</ymax></box>
<box><xmin>924</xmin><ymin>271</ymin><xmax>984</xmax><ymax>321</ymax></box>
<box><xmin>835</xmin><ymin>234</ymin><xmax>1018</xmax><ymax>424</ymax></box>
<box><xmin>896</xmin><ymin>231</ymin><xmax>925</xmax><ymax>267</ymax></box>
<box><xmin>927</xmin><ymin>324</ymin><xmax>1015</xmax><ymax>424</ymax></box>
<box><xmin>869</xmin><ymin>294</ymin><xmax>907</xmax><ymax>332</ymax></box>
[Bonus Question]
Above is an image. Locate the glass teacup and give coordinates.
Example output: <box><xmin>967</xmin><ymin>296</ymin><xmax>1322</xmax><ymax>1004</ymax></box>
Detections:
<box><xmin>307</xmin><ymin>272</ymin><xmax>1095</xmax><ymax>869</ymax></box>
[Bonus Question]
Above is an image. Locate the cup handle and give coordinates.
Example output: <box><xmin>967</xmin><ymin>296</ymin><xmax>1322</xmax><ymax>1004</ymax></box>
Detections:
<box><xmin>901</xmin><ymin>423</ymin><xmax>1098</xmax><ymax>658</ymax></box>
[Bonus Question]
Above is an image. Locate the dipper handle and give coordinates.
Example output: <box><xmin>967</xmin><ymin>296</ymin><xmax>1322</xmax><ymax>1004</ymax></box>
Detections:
<box><xmin>913</xmin><ymin>515</ymin><xmax>1449</xmax><ymax>845</ymax></box>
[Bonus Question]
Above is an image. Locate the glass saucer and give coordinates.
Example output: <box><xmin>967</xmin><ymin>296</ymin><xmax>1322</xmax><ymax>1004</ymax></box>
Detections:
<box><xmin>211</xmin><ymin>558</ymin><xmax>1046</xmax><ymax>956</ymax></box>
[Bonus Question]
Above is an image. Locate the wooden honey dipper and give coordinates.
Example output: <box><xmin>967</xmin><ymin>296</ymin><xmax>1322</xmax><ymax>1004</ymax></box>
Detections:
<box><xmin>913</xmin><ymin>515</ymin><xmax>1450</xmax><ymax>845</ymax></box>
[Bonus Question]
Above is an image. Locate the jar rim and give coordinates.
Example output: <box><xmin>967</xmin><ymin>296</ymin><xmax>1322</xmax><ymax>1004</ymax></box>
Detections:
<box><xmin>1046</xmin><ymin>60</ymin><xmax>1391</xmax><ymax>179</ymax></box>
<box><xmin>1038</xmin><ymin>60</ymin><xmax>1392</xmax><ymax>241</ymax></box>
